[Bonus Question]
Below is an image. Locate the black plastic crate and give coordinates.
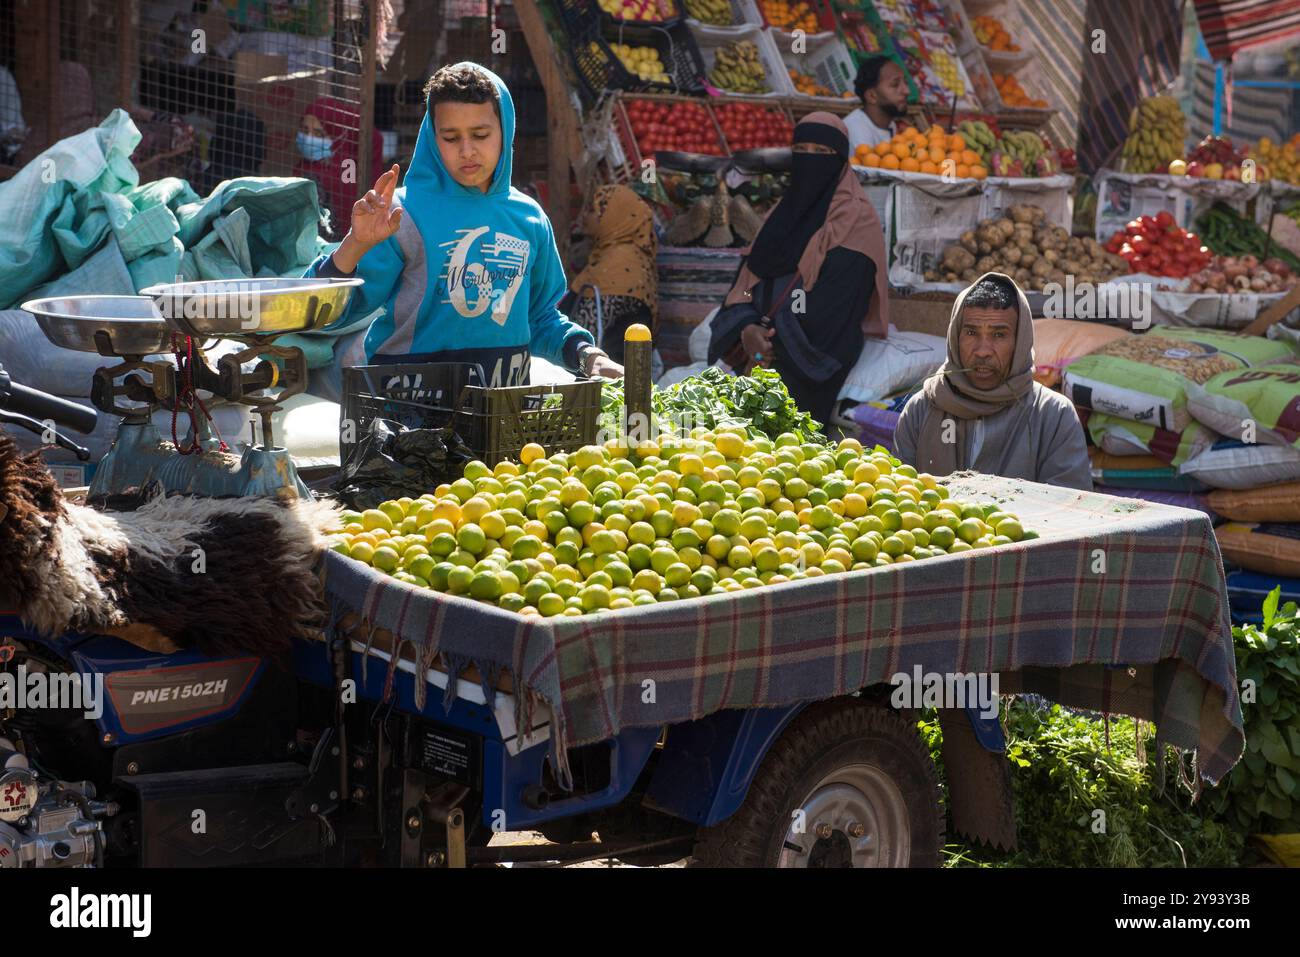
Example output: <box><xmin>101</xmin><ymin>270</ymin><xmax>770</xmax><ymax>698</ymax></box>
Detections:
<box><xmin>341</xmin><ymin>363</ymin><xmax>478</xmax><ymax>467</ymax></box>
<box><xmin>567</xmin><ymin>21</ymin><xmax>706</xmax><ymax>98</ymax></box>
<box><xmin>341</xmin><ymin>363</ymin><xmax>603</xmax><ymax>469</ymax></box>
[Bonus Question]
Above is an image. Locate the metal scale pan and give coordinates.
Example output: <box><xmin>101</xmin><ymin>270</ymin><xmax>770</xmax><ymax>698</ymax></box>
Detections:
<box><xmin>141</xmin><ymin>277</ymin><xmax>363</xmax><ymax>338</ymax></box>
<box><xmin>21</xmin><ymin>295</ymin><xmax>173</xmax><ymax>356</ymax></box>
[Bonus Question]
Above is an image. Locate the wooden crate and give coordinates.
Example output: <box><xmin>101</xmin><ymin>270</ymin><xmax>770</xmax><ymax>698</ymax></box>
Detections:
<box><xmin>613</xmin><ymin>92</ymin><xmax>729</xmax><ymax>177</ymax></box>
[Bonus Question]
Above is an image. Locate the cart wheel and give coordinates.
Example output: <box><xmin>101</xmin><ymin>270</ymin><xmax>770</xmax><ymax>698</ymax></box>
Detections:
<box><xmin>690</xmin><ymin>699</ymin><xmax>943</xmax><ymax>868</ymax></box>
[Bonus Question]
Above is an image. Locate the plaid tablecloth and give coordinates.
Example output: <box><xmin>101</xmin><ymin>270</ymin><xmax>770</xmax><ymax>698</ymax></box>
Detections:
<box><xmin>321</xmin><ymin>473</ymin><xmax>1243</xmax><ymax>787</ymax></box>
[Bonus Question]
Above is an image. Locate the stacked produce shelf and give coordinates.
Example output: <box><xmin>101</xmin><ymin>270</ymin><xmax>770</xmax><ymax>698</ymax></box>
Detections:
<box><xmin>556</xmin><ymin>0</ymin><xmax>686</xmax><ymax>29</ymax></box>
<box><xmin>559</xmin><ymin>0</ymin><xmax>710</xmax><ymax>97</ymax></box>
<box><xmin>613</xmin><ymin>91</ymin><xmax>802</xmax><ymax>174</ymax></box>
<box><xmin>949</xmin><ymin>0</ymin><xmax>1055</xmax><ymax>129</ymax></box>
<box><xmin>692</xmin><ymin>22</ymin><xmax>793</xmax><ymax>96</ymax></box>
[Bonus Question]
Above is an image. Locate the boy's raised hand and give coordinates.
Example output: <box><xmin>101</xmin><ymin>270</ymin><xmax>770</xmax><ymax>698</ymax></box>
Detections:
<box><xmin>351</xmin><ymin>164</ymin><xmax>403</xmax><ymax>248</ymax></box>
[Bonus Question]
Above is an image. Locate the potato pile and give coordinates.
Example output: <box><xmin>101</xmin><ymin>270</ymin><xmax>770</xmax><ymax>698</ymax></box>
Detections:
<box><xmin>924</xmin><ymin>204</ymin><xmax>1131</xmax><ymax>291</ymax></box>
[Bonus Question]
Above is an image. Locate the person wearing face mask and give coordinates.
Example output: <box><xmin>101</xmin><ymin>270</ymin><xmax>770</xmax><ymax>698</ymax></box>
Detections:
<box><xmin>293</xmin><ymin>97</ymin><xmax>384</xmax><ymax>238</ymax></box>
<box><xmin>844</xmin><ymin>55</ymin><xmax>912</xmax><ymax>152</ymax></box>
<box><xmin>304</xmin><ymin>63</ymin><xmax>622</xmax><ymax>385</ymax></box>
<box><xmin>893</xmin><ymin>272</ymin><xmax>1092</xmax><ymax>490</ymax></box>
<box><xmin>708</xmin><ymin>112</ymin><xmax>889</xmax><ymax>428</ymax></box>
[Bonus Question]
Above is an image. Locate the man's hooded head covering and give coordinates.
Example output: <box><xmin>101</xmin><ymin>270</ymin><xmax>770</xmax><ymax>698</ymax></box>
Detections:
<box><xmin>912</xmin><ymin>272</ymin><xmax>1036</xmax><ymax>475</ymax></box>
<box><xmin>403</xmin><ymin>61</ymin><xmax>516</xmax><ymax>207</ymax></box>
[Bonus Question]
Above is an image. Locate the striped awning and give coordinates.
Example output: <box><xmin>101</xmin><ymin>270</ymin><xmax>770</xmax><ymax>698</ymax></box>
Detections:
<box><xmin>1015</xmin><ymin>0</ymin><xmax>1086</xmax><ymax>151</ymax></box>
<box><xmin>1188</xmin><ymin>59</ymin><xmax>1293</xmax><ymax>144</ymax></box>
<box><xmin>1192</xmin><ymin>0</ymin><xmax>1300</xmax><ymax>62</ymax></box>
<box><xmin>1077</xmin><ymin>0</ymin><xmax>1185</xmax><ymax>175</ymax></box>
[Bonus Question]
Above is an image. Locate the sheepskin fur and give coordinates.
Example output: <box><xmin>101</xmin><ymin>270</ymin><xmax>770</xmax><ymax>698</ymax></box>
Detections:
<box><xmin>0</xmin><ymin>433</ymin><xmax>340</xmax><ymax>658</ymax></box>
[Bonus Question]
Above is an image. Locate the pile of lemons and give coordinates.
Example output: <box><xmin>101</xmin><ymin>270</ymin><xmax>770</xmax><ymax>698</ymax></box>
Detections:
<box><xmin>328</xmin><ymin>427</ymin><xmax>1036</xmax><ymax>617</ymax></box>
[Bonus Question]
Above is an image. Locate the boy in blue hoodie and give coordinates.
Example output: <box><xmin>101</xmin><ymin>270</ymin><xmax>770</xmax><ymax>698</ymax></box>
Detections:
<box><xmin>308</xmin><ymin>62</ymin><xmax>624</xmax><ymax>386</ymax></box>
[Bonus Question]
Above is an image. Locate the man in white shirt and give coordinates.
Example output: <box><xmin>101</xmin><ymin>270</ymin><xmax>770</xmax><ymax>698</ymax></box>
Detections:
<box><xmin>844</xmin><ymin>56</ymin><xmax>911</xmax><ymax>151</ymax></box>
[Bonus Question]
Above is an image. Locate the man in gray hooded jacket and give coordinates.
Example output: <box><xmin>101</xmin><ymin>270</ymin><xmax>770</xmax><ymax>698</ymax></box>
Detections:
<box><xmin>894</xmin><ymin>272</ymin><xmax>1092</xmax><ymax>491</ymax></box>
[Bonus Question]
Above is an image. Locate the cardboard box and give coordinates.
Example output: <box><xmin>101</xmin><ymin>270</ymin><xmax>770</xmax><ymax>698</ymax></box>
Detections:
<box><xmin>233</xmin><ymin>52</ymin><xmax>329</xmax><ymax>176</ymax></box>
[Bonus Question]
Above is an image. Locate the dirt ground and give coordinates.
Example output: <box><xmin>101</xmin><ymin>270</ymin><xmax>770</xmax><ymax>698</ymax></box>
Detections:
<box><xmin>488</xmin><ymin>830</ymin><xmax>687</xmax><ymax>868</ymax></box>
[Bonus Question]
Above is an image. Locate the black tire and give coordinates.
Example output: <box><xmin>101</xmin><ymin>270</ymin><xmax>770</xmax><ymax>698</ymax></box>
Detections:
<box><xmin>690</xmin><ymin>699</ymin><xmax>944</xmax><ymax>868</ymax></box>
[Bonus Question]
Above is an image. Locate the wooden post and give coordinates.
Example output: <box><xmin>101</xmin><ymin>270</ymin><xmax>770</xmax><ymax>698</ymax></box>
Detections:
<box><xmin>358</xmin><ymin>0</ymin><xmax>379</xmax><ymax>191</ymax></box>
<box><xmin>623</xmin><ymin>323</ymin><xmax>653</xmax><ymax>443</ymax></box>
<box><xmin>14</xmin><ymin>0</ymin><xmax>60</xmax><ymax>163</ymax></box>
<box><xmin>512</xmin><ymin>0</ymin><xmax>585</xmax><ymax>257</ymax></box>
<box><xmin>118</xmin><ymin>0</ymin><xmax>138</xmax><ymax>116</ymax></box>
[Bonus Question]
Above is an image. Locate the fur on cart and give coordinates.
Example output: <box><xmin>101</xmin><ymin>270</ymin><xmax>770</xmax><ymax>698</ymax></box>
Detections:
<box><xmin>0</xmin><ymin>433</ymin><xmax>337</xmax><ymax>657</ymax></box>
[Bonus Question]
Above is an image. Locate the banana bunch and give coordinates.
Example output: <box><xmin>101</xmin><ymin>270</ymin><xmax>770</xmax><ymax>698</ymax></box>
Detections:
<box><xmin>610</xmin><ymin>42</ymin><xmax>670</xmax><ymax>83</ymax></box>
<box><xmin>684</xmin><ymin>0</ymin><xmax>732</xmax><ymax>25</ymax></box>
<box><xmin>1000</xmin><ymin>130</ymin><xmax>1045</xmax><ymax>164</ymax></box>
<box><xmin>1119</xmin><ymin>94</ymin><xmax>1186</xmax><ymax>174</ymax></box>
<box><xmin>958</xmin><ymin>120</ymin><xmax>996</xmax><ymax>162</ymax></box>
<box><xmin>709</xmin><ymin>40</ymin><xmax>769</xmax><ymax>94</ymax></box>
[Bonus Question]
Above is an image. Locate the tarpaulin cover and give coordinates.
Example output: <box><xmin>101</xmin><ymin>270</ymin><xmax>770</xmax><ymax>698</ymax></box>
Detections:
<box><xmin>321</xmin><ymin>473</ymin><xmax>1244</xmax><ymax>788</ymax></box>
<box><xmin>0</xmin><ymin>109</ymin><xmax>330</xmax><ymax>309</ymax></box>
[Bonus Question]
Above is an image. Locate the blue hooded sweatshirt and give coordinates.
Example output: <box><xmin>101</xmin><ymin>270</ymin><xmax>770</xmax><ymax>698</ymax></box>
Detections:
<box><xmin>306</xmin><ymin>63</ymin><xmax>593</xmax><ymax>386</ymax></box>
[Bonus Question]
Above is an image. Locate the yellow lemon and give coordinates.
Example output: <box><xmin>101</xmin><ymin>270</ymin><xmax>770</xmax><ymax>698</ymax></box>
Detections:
<box><xmin>714</xmin><ymin>433</ymin><xmax>745</xmax><ymax>459</ymax></box>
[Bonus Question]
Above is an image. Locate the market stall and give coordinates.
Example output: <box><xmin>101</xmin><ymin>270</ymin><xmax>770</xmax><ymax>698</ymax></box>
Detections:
<box><xmin>319</xmin><ymin>469</ymin><xmax>1244</xmax><ymax>786</ymax></box>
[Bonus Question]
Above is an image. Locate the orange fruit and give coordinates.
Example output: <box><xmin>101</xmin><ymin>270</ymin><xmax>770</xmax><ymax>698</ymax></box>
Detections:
<box><xmin>864</xmin><ymin>153</ymin><xmax>882</xmax><ymax>167</ymax></box>
<box><xmin>892</xmin><ymin>141</ymin><xmax>910</xmax><ymax>159</ymax></box>
<box><xmin>961</xmin><ymin>149</ymin><xmax>980</xmax><ymax>166</ymax></box>
<box><xmin>881</xmin><ymin>153</ymin><xmax>901</xmax><ymax>170</ymax></box>
<box><xmin>900</xmin><ymin>125</ymin><xmax>918</xmax><ymax>138</ymax></box>
<box><xmin>955</xmin><ymin>163</ymin><xmax>971</xmax><ymax>178</ymax></box>
<box><xmin>927</xmin><ymin>146</ymin><xmax>945</xmax><ymax>163</ymax></box>
<box><xmin>928</xmin><ymin>124</ymin><xmax>945</xmax><ymax>136</ymax></box>
<box><xmin>970</xmin><ymin>164</ymin><xmax>988</xmax><ymax>179</ymax></box>
<box><xmin>919</xmin><ymin>160</ymin><xmax>939</xmax><ymax>174</ymax></box>
<box><xmin>900</xmin><ymin>156</ymin><xmax>920</xmax><ymax>172</ymax></box>
<box><xmin>947</xmin><ymin>134</ymin><xmax>965</xmax><ymax>152</ymax></box>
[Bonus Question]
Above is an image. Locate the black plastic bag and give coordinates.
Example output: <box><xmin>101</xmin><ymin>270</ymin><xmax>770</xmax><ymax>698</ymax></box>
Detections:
<box><xmin>334</xmin><ymin>417</ymin><xmax>473</xmax><ymax>511</ymax></box>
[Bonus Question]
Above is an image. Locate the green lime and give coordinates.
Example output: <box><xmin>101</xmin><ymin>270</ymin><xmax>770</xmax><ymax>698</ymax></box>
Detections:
<box><xmin>447</xmin><ymin>566</ymin><xmax>474</xmax><ymax>594</ymax></box>
<box><xmin>627</xmin><ymin>543</ymin><xmax>653</xmax><ymax>570</ymax></box>
<box><xmin>429</xmin><ymin>562</ymin><xmax>454</xmax><ymax>591</ymax></box>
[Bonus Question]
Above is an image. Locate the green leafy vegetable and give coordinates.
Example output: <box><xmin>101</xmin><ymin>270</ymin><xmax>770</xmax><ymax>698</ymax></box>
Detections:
<box><xmin>599</xmin><ymin>367</ymin><xmax>827</xmax><ymax>445</ymax></box>
<box><xmin>923</xmin><ymin>700</ymin><xmax>1244</xmax><ymax>868</ymax></box>
<box><xmin>1205</xmin><ymin>588</ymin><xmax>1300</xmax><ymax>834</ymax></box>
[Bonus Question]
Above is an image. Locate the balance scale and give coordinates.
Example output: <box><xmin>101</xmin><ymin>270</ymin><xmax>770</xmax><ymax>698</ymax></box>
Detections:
<box><xmin>22</xmin><ymin>277</ymin><xmax>361</xmax><ymax>503</ymax></box>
